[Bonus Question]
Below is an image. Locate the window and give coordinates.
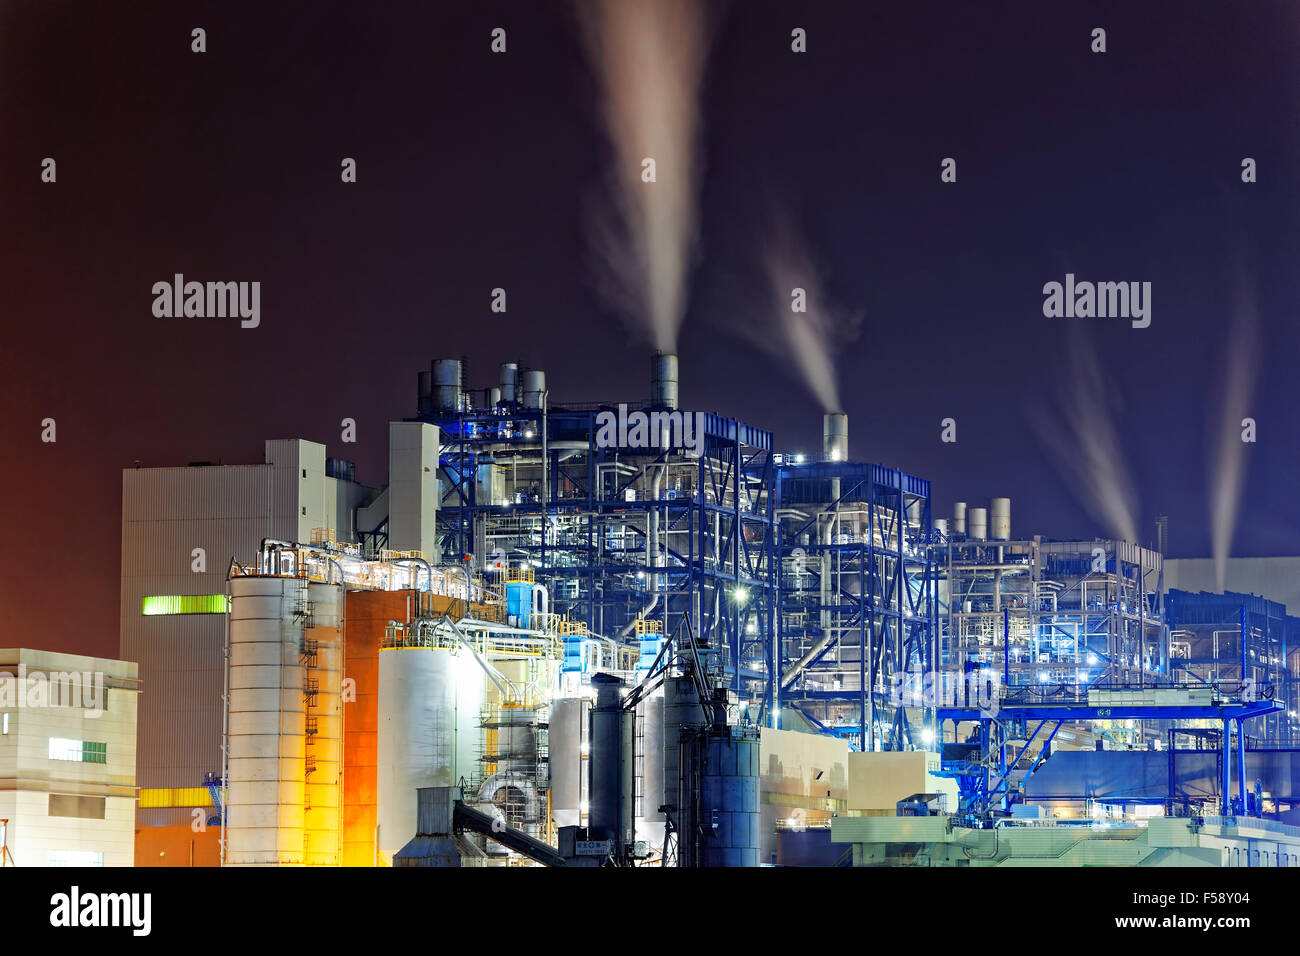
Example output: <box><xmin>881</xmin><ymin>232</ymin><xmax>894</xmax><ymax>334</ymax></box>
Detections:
<box><xmin>141</xmin><ymin>595</ymin><xmax>229</xmax><ymax>615</ymax></box>
<box><xmin>47</xmin><ymin>850</ymin><xmax>103</xmax><ymax>867</ymax></box>
<box><xmin>302</xmin><ymin>469</ymin><xmax>307</xmax><ymax>478</ymax></box>
<box><xmin>49</xmin><ymin>738</ymin><xmax>106</xmax><ymax>763</ymax></box>
<box><xmin>301</xmin><ymin>506</ymin><xmax>307</xmax><ymax>516</ymax></box>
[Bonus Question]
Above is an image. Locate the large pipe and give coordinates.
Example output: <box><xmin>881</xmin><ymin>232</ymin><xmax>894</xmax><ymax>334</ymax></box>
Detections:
<box><xmin>432</xmin><ymin>359</ymin><xmax>462</xmax><ymax>412</ymax></box>
<box><xmin>651</xmin><ymin>352</ymin><xmax>679</xmax><ymax>410</ymax></box>
<box><xmin>823</xmin><ymin>412</ymin><xmax>848</xmax><ymax>462</ymax></box>
<box><xmin>952</xmin><ymin>502</ymin><xmax>967</xmax><ymax>536</ymax></box>
<box><xmin>990</xmin><ymin>497</ymin><xmax>1011</xmax><ymax>541</ymax></box>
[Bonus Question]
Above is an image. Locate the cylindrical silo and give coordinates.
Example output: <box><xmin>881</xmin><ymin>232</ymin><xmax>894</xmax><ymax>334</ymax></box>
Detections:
<box><xmin>226</xmin><ymin>576</ymin><xmax>307</xmax><ymax>866</ymax></box>
<box><xmin>952</xmin><ymin>502</ymin><xmax>967</xmax><ymax>535</ymax></box>
<box><xmin>635</xmin><ymin>693</ymin><xmax>665</xmax><ymax>847</ymax></box>
<box><xmin>303</xmin><ymin>581</ymin><xmax>343</xmax><ymax>866</ymax></box>
<box><xmin>692</xmin><ymin>726</ymin><xmax>760</xmax><ymax>867</ymax></box>
<box><xmin>377</xmin><ymin>645</ymin><xmax>459</xmax><ymax>862</ymax></box>
<box><xmin>822</xmin><ymin>413</ymin><xmax>848</xmax><ymax>462</ymax></box>
<box><xmin>499</xmin><ymin>362</ymin><xmax>519</xmax><ymax>405</ymax></box>
<box><xmin>432</xmin><ymin>359</ymin><xmax>462</xmax><ymax>412</ymax></box>
<box><xmin>487</xmin><ymin>386</ymin><xmax>502</xmax><ymax>408</ymax></box>
<box><xmin>990</xmin><ymin>497</ymin><xmax>1011</xmax><ymax>541</ymax></box>
<box><xmin>651</xmin><ymin>352</ymin><xmax>679</xmax><ymax>410</ymax></box>
<box><xmin>969</xmin><ymin>507</ymin><xmax>988</xmax><ymax>541</ymax></box>
<box><xmin>933</xmin><ymin>518</ymin><xmax>949</xmax><ymax>538</ymax></box>
<box><xmin>547</xmin><ymin>698</ymin><xmax>584</xmax><ymax>829</ymax></box>
<box><xmin>589</xmin><ymin>674</ymin><xmax>632</xmax><ymax>849</ymax></box>
<box><xmin>522</xmin><ymin>369</ymin><xmax>546</xmax><ymax>409</ymax></box>
<box><xmin>662</xmin><ymin>675</ymin><xmax>708</xmax><ymax>820</ymax></box>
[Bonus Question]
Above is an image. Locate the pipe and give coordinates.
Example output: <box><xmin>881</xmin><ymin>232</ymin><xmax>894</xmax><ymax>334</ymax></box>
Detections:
<box><xmin>394</xmin><ymin>557</ymin><xmax>431</xmax><ymax>592</ymax></box>
<box><xmin>618</xmin><ymin>467</ymin><xmax>662</xmax><ymax>638</ymax></box>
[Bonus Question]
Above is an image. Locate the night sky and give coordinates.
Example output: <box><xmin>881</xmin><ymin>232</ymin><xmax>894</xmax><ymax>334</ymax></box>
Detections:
<box><xmin>4</xmin><ymin>1</ymin><xmax>1300</xmax><ymax>660</ymax></box>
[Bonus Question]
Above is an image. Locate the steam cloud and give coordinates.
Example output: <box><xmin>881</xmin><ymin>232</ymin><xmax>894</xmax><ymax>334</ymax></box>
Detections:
<box><xmin>1210</xmin><ymin>272</ymin><xmax>1259</xmax><ymax>591</ymax></box>
<box><xmin>1031</xmin><ymin>326</ymin><xmax>1139</xmax><ymax>544</ymax></box>
<box><xmin>757</xmin><ymin>217</ymin><xmax>860</xmax><ymax>413</ymax></box>
<box><xmin>577</xmin><ymin>0</ymin><xmax>711</xmax><ymax>353</ymax></box>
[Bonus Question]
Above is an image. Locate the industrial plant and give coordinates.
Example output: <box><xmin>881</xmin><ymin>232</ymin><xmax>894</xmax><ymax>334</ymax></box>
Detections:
<box><xmin>107</xmin><ymin>353</ymin><xmax>1300</xmax><ymax>868</ymax></box>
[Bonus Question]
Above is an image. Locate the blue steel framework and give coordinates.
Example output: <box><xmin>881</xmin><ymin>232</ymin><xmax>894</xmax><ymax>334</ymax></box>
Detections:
<box><xmin>423</xmin><ymin>392</ymin><xmax>777</xmax><ymax>712</ymax></box>
<box><xmin>773</xmin><ymin>460</ymin><xmax>936</xmax><ymax>752</ymax></box>
<box><xmin>1166</xmin><ymin>589</ymin><xmax>1298</xmax><ymax>747</ymax></box>
<box><xmin>935</xmin><ymin>698</ymin><xmax>1283</xmax><ymax>821</ymax></box>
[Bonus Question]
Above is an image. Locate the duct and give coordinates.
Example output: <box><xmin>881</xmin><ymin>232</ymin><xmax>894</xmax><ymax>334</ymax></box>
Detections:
<box><xmin>441</xmin><ymin>615</ymin><xmax>517</xmax><ymax>702</ymax></box>
<box><xmin>477</xmin><ymin>770</ymin><xmax>542</xmax><ymax>824</ymax></box>
<box><xmin>618</xmin><ymin>467</ymin><xmax>662</xmax><ymax>638</ymax></box>
<box><xmin>532</xmin><ymin>584</ymin><xmax>549</xmax><ymax>623</ymax></box>
<box><xmin>651</xmin><ymin>352</ymin><xmax>679</xmax><ymax>410</ymax></box>
<box><xmin>393</xmin><ymin>557</ymin><xmax>431</xmax><ymax>591</ymax></box>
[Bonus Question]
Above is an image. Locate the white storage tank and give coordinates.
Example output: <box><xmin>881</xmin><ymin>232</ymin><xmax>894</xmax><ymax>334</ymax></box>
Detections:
<box><xmin>635</xmin><ymin>692</ymin><xmax>665</xmax><ymax>847</ymax></box>
<box><xmin>548</xmin><ymin>697</ymin><xmax>584</xmax><ymax>829</ymax></box>
<box><xmin>952</xmin><ymin>501</ymin><xmax>967</xmax><ymax>535</ymax></box>
<box><xmin>226</xmin><ymin>576</ymin><xmax>307</xmax><ymax>866</ymax></box>
<box><xmin>303</xmin><ymin>581</ymin><xmax>343</xmax><ymax>866</ymax></box>
<box><xmin>990</xmin><ymin>497</ymin><xmax>1011</xmax><ymax>541</ymax></box>
<box><xmin>376</xmin><ymin>645</ymin><xmax>482</xmax><ymax>862</ymax></box>
<box><xmin>969</xmin><ymin>507</ymin><xmax>988</xmax><ymax>541</ymax></box>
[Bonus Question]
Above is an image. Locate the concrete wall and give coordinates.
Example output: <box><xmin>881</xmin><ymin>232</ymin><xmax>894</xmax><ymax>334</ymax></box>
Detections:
<box><xmin>759</xmin><ymin>728</ymin><xmax>848</xmax><ymax>864</ymax></box>
<box><xmin>120</xmin><ymin>440</ymin><xmax>370</xmax><ymax>792</ymax></box>
<box><xmin>0</xmin><ymin>649</ymin><xmax>138</xmax><ymax>866</ymax></box>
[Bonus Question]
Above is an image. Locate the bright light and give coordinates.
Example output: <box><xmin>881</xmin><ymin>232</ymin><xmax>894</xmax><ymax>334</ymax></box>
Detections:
<box><xmin>580</xmin><ymin>742</ymin><xmax>589</xmax><ymax>756</ymax></box>
<box><xmin>920</xmin><ymin>728</ymin><xmax>935</xmax><ymax>746</ymax></box>
<box><xmin>1087</xmin><ymin>653</ymin><xmax>1098</xmax><ymax>665</ymax></box>
<box><xmin>1039</xmin><ymin>672</ymin><xmax>1051</xmax><ymax>683</ymax></box>
<box><xmin>733</xmin><ymin>587</ymin><xmax>750</xmax><ymax>606</ymax></box>
<box><xmin>523</xmin><ymin>429</ymin><xmax>535</xmax><ymax>439</ymax></box>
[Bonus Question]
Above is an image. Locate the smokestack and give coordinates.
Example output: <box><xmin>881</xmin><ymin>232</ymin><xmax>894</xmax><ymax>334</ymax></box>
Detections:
<box><xmin>990</xmin><ymin>497</ymin><xmax>1011</xmax><ymax>541</ymax></box>
<box><xmin>822</xmin><ymin>413</ymin><xmax>848</xmax><ymax>462</ymax></box>
<box><xmin>953</xmin><ymin>502</ymin><xmax>967</xmax><ymax>535</ymax></box>
<box><xmin>499</xmin><ymin>362</ymin><xmax>519</xmax><ymax>405</ymax></box>
<box><xmin>432</xmin><ymin>359</ymin><xmax>462</xmax><ymax>412</ymax></box>
<box><xmin>651</xmin><ymin>352</ymin><xmax>679</xmax><ymax>410</ymax></box>
<box><xmin>522</xmin><ymin>369</ymin><xmax>547</xmax><ymax>409</ymax></box>
<box><xmin>417</xmin><ymin>370</ymin><xmax>433</xmax><ymax>416</ymax></box>
<box><xmin>969</xmin><ymin>507</ymin><xmax>988</xmax><ymax>540</ymax></box>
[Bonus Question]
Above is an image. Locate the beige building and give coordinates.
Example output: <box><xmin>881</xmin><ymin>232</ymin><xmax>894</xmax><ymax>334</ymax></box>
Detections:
<box><xmin>0</xmin><ymin>649</ymin><xmax>139</xmax><ymax>866</ymax></box>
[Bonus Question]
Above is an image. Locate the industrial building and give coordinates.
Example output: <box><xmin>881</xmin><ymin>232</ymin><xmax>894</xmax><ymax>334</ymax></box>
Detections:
<box><xmin>120</xmin><ymin>354</ymin><xmax>1300</xmax><ymax>867</ymax></box>
<box><xmin>0</xmin><ymin>649</ymin><xmax>139</xmax><ymax>867</ymax></box>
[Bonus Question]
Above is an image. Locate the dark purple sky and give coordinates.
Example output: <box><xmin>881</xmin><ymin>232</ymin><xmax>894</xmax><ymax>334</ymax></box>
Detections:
<box><xmin>4</xmin><ymin>0</ymin><xmax>1300</xmax><ymax>659</ymax></box>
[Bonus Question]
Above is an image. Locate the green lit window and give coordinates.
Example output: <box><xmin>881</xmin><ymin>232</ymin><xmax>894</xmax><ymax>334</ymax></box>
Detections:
<box><xmin>49</xmin><ymin>738</ymin><xmax>106</xmax><ymax>763</ymax></box>
<box><xmin>141</xmin><ymin>594</ymin><xmax>229</xmax><ymax>615</ymax></box>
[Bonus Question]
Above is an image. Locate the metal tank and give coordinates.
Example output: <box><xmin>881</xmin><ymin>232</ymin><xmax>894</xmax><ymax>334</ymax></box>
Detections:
<box><xmin>589</xmin><ymin>674</ymin><xmax>633</xmax><ymax>851</ymax></box>
<box><xmin>823</xmin><ymin>412</ymin><xmax>848</xmax><ymax>462</ymax></box>
<box><xmin>499</xmin><ymin>362</ymin><xmax>519</xmax><ymax>405</ymax></box>
<box><xmin>522</xmin><ymin>369</ymin><xmax>547</xmax><ymax>409</ymax></box>
<box><xmin>953</xmin><ymin>501</ymin><xmax>967</xmax><ymax>535</ymax></box>
<box><xmin>684</xmin><ymin>725</ymin><xmax>761</xmax><ymax>867</ymax></box>
<box><xmin>651</xmin><ymin>352</ymin><xmax>679</xmax><ymax>410</ymax></box>
<box><xmin>226</xmin><ymin>576</ymin><xmax>307</xmax><ymax>866</ymax></box>
<box><xmin>432</xmin><ymin>358</ymin><xmax>463</xmax><ymax>412</ymax></box>
<box><xmin>635</xmin><ymin>693</ymin><xmax>665</xmax><ymax>847</ymax></box>
<box><xmin>303</xmin><ymin>581</ymin><xmax>343</xmax><ymax>866</ymax></box>
<box><xmin>933</xmin><ymin>517</ymin><xmax>950</xmax><ymax>538</ymax></box>
<box><xmin>968</xmin><ymin>507</ymin><xmax>988</xmax><ymax>541</ymax></box>
<box><xmin>377</xmin><ymin>645</ymin><xmax>462</xmax><ymax>861</ymax></box>
<box><xmin>547</xmin><ymin>697</ymin><xmax>584</xmax><ymax>829</ymax></box>
<box><xmin>662</xmin><ymin>675</ymin><xmax>708</xmax><ymax>824</ymax></box>
<box><xmin>990</xmin><ymin>497</ymin><xmax>1011</xmax><ymax>541</ymax></box>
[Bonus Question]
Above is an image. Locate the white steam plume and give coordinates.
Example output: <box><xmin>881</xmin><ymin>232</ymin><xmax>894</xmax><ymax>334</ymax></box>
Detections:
<box><xmin>1031</xmin><ymin>326</ymin><xmax>1139</xmax><ymax>543</ymax></box>
<box><xmin>1210</xmin><ymin>271</ymin><xmax>1259</xmax><ymax>591</ymax></box>
<box><xmin>577</xmin><ymin>0</ymin><xmax>711</xmax><ymax>353</ymax></box>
